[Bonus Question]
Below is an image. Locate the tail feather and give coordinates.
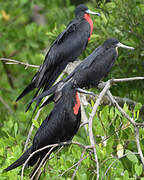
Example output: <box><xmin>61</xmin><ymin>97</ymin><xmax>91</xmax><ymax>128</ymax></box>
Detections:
<box><xmin>40</xmin><ymin>94</ymin><xmax>55</xmax><ymax>108</ymax></box>
<box><xmin>35</xmin><ymin>64</ymin><xmax>47</xmax><ymax>88</ymax></box>
<box><xmin>30</xmin><ymin>83</ymin><xmax>59</xmax><ymax>104</ymax></box>
<box><xmin>30</xmin><ymin>98</ymin><xmax>42</xmax><ymax>119</ymax></box>
<box><xmin>4</xmin><ymin>146</ymin><xmax>32</xmax><ymax>172</ymax></box>
<box><xmin>16</xmin><ymin>83</ymin><xmax>35</xmax><ymax>102</ymax></box>
<box><xmin>25</xmin><ymin>87</ymin><xmax>41</xmax><ymax>112</ymax></box>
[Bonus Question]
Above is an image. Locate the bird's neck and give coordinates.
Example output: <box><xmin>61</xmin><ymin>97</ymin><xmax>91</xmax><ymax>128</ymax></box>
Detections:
<box><xmin>73</xmin><ymin>92</ymin><xmax>80</xmax><ymax>115</ymax></box>
<box><xmin>84</xmin><ymin>13</ymin><xmax>93</xmax><ymax>41</ymax></box>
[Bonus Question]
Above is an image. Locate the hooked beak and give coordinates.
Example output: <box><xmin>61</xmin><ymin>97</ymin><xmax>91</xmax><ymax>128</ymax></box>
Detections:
<box><xmin>117</xmin><ymin>42</ymin><xmax>134</xmax><ymax>50</ymax></box>
<box><xmin>85</xmin><ymin>9</ymin><xmax>100</xmax><ymax>16</ymax></box>
<box><xmin>76</xmin><ymin>88</ymin><xmax>96</xmax><ymax>96</ymax></box>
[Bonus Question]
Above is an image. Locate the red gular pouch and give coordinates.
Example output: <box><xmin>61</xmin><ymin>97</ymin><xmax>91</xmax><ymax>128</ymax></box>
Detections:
<box><xmin>84</xmin><ymin>13</ymin><xmax>93</xmax><ymax>41</ymax></box>
<box><xmin>73</xmin><ymin>92</ymin><xmax>80</xmax><ymax>115</ymax></box>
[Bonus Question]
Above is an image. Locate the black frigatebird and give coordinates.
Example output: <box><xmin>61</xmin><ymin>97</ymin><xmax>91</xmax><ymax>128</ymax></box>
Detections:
<box><xmin>4</xmin><ymin>83</ymin><xmax>82</xmax><ymax>175</ymax></box>
<box><xmin>16</xmin><ymin>4</ymin><xmax>100</xmax><ymax>108</ymax></box>
<box><xmin>32</xmin><ymin>38</ymin><xmax>134</xmax><ymax>106</ymax></box>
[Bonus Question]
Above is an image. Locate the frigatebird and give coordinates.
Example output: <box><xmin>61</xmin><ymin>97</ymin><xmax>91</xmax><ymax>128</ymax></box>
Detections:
<box><xmin>4</xmin><ymin>83</ymin><xmax>82</xmax><ymax>176</ymax></box>
<box><xmin>16</xmin><ymin>4</ymin><xmax>100</xmax><ymax>108</ymax></box>
<box><xmin>32</xmin><ymin>38</ymin><xmax>134</xmax><ymax>106</ymax></box>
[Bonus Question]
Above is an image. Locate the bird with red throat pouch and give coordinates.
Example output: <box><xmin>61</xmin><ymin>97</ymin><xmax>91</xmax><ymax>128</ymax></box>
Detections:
<box><xmin>16</xmin><ymin>4</ymin><xmax>100</xmax><ymax>112</ymax></box>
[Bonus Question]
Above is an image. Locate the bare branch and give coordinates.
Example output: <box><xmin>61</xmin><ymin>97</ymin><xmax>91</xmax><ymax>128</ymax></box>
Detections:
<box><xmin>101</xmin><ymin>152</ymin><xmax>139</xmax><ymax>180</ymax></box>
<box><xmin>80</xmin><ymin>94</ymin><xmax>89</xmax><ymax>134</ymax></box>
<box><xmin>105</xmin><ymin>90</ymin><xmax>144</xmax><ymax>169</ymax></box>
<box><xmin>107</xmin><ymin>90</ymin><xmax>136</xmax><ymax>126</ymax></box>
<box><xmin>134</xmin><ymin>127</ymin><xmax>144</xmax><ymax>168</ymax></box>
<box><xmin>80</xmin><ymin>121</ymin><xmax>89</xmax><ymax>128</ymax></box>
<box><xmin>55</xmin><ymin>154</ymin><xmax>89</xmax><ymax>179</ymax></box>
<box><xmin>110</xmin><ymin>77</ymin><xmax>144</xmax><ymax>83</ymax></box>
<box><xmin>101</xmin><ymin>159</ymin><xmax>117</xmax><ymax>180</ymax></box>
<box><xmin>88</xmin><ymin>80</ymin><xmax>111</xmax><ymax>180</ymax></box>
<box><xmin>21</xmin><ymin>141</ymin><xmax>92</xmax><ymax>179</ymax></box>
<box><xmin>30</xmin><ymin>147</ymin><xmax>55</xmax><ymax>179</ymax></box>
<box><xmin>106</xmin><ymin>90</ymin><xmax>144</xmax><ymax>127</ymax></box>
<box><xmin>0</xmin><ymin>58</ymin><xmax>39</xmax><ymax>68</ymax></box>
<box><xmin>71</xmin><ymin>149</ymin><xmax>86</xmax><ymax>180</ymax></box>
<box><xmin>21</xmin><ymin>141</ymin><xmax>71</xmax><ymax>179</ymax></box>
<box><xmin>32</xmin><ymin>146</ymin><xmax>64</xmax><ymax>180</ymax></box>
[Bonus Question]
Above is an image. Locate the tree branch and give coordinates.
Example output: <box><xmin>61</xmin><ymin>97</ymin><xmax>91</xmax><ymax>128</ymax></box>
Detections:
<box><xmin>21</xmin><ymin>141</ymin><xmax>92</xmax><ymax>179</ymax></box>
<box><xmin>134</xmin><ymin>126</ymin><xmax>144</xmax><ymax>168</ymax></box>
<box><xmin>107</xmin><ymin>90</ymin><xmax>136</xmax><ymax>126</ymax></box>
<box><xmin>30</xmin><ymin>147</ymin><xmax>55</xmax><ymax>179</ymax></box>
<box><xmin>55</xmin><ymin>154</ymin><xmax>89</xmax><ymax>179</ymax></box>
<box><xmin>88</xmin><ymin>80</ymin><xmax>111</xmax><ymax>180</ymax></box>
<box><xmin>101</xmin><ymin>152</ymin><xmax>139</xmax><ymax>180</ymax></box>
<box><xmin>71</xmin><ymin>149</ymin><xmax>86</xmax><ymax>180</ymax></box>
<box><xmin>0</xmin><ymin>58</ymin><xmax>39</xmax><ymax>68</ymax></box>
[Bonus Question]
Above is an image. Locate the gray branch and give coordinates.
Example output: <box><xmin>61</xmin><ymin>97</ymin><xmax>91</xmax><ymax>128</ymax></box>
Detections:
<box><xmin>0</xmin><ymin>58</ymin><xmax>39</xmax><ymax>68</ymax></box>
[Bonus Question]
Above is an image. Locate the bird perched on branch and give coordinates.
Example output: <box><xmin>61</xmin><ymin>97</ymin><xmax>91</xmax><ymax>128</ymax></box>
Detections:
<box><xmin>32</xmin><ymin>38</ymin><xmax>134</xmax><ymax>107</ymax></box>
<box><xmin>4</xmin><ymin>83</ymin><xmax>83</xmax><ymax>176</ymax></box>
<box><xmin>16</xmin><ymin>4</ymin><xmax>100</xmax><ymax>110</ymax></box>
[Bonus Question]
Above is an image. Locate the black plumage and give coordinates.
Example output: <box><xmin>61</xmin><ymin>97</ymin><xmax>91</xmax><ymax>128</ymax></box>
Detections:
<box><xmin>4</xmin><ymin>83</ymin><xmax>81</xmax><ymax>172</ymax></box>
<box><xmin>16</xmin><ymin>4</ymin><xmax>100</xmax><ymax>105</ymax></box>
<box><xmin>32</xmin><ymin>38</ymin><xmax>134</xmax><ymax>106</ymax></box>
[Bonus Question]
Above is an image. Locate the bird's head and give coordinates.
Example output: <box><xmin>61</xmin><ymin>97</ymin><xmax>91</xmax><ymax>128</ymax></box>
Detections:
<box><xmin>75</xmin><ymin>4</ymin><xmax>100</xmax><ymax>18</ymax></box>
<box><xmin>103</xmin><ymin>38</ymin><xmax>134</xmax><ymax>50</ymax></box>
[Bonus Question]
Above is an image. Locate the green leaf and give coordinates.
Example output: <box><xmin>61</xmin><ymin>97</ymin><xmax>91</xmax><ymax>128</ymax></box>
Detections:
<box><xmin>14</xmin><ymin>123</ymin><xmax>18</xmax><ymax>137</ymax></box>
<box><xmin>135</xmin><ymin>163</ymin><xmax>142</xmax><ymax>176</ymax></box>
<box><xmin>91</xmin><ymin>99</ymin><xmax>94</xmax><ymax>107</ymax></box>
<box><xmin>109</xmin><ymin>107</ymin><xmax>114</xmax><ymax>120</ymax></box>
<box><xmin>32</xmin><ymin>119</ymin><xmax>40</xmax><ymax>128</ymax></box>
<box><xmin>123</xmin><ymin>170</ymin><xmax>129</xmax><ymax>179</ymax></box>
<box><xmin>123</xmin><ymin>103</ymin><xmax>129</xmax><ymax>112</ymax></box>
<box><xmin>125</xmin><ymin>150</ymin><xmax>138</xmax><ymax>163</ymax></box>
<box><xmin>134</xmin><ymin>103</ymin><xmax>142</xmax><ymax>111</ymax></box>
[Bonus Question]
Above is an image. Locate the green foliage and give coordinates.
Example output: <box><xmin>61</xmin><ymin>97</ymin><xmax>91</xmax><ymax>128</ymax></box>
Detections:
<box><xmin>0</xmin><ymin>0</ymin><xmax>144</xmax><ymax>179</ymax></box>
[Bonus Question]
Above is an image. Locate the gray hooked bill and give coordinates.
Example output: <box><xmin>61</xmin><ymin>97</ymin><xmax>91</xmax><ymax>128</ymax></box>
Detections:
<box><xmin>85</xmin><ymin>9</ymin><xmax>100</xmax><ymax>16</ymax></box>
<box><xmin>117</xmin><ymin>42</ymin><xmax>134</xmax><ymax>50</ymax></box>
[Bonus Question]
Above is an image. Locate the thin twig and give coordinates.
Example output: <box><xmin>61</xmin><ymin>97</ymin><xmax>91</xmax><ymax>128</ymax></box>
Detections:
<box><xmin>101</xmin><ymin>152</ymin><xmax>139</xmax><ymax>180</ymax></box>
<box><xmin>134</xmin><ymin>126</ymin><xmax>144</xmax><ymax>168</ymax></box>
<box><xmin>31</xmin><ymin>147</ymin><xmax>55</xmax><ymax>179</ymax></box>
<box><xmin>101</xmin><ymin>159</ymin><xmax>117</xmax><ymax>180</ymax></box>
<box><xmin>21</xmin><ymin>141</ymin><xmax>91</xmax><ymax>179</ymax></box>
<box><xmin>49</xmin><ymin>146</ymin><xmax>64</xmax><ymax>160</ymax></box>
<box><xmin>21</xmin><ymin>141</ymin><xmax>70</xmax><ymax>180</ymax></box>
<box><xmin>71</xmin><ymin>149</ymin><xmax>86</xmax><ymax>180</ymax></box>
<box><xmin>110</xmin><ymin>77</ymin><xmax>144</xmax><ymax>83</ymax></box>
<box><xmin>80</xmin><ymin>121</ymin><xmax>89</xmax><ymax>128</ymax></box>
<box><xmin>106</xmin><ymin>90</ymin><xmax>144</xmax><ymax>168</ymax></box>
<box><xmin>32</xmin><ymin>146</ymin><xmax>64</xmax><ymax>180</ymax></box>
<box><xmin>0</xmin><ymin>58</ymin><xmax>39</xmax><ymax>68</ymax></box>
<box><xmin>80</xmin><ymin>96</ymin><xmax>89</xmax><ymax>134</ymax></box>
<box><xmin>107</xmin><ymin>90</ymin><xmax>136</xmax><ymax>126</ymax></box>
<box><xmin>88</xmin><ymin>80</ymin><xmax>111</xmax><ymax>180</ymax></box>
<box><xmin>55</xmin><ymin>154</ymin><xmax>89</xmax><ymax>179</ymax></box>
